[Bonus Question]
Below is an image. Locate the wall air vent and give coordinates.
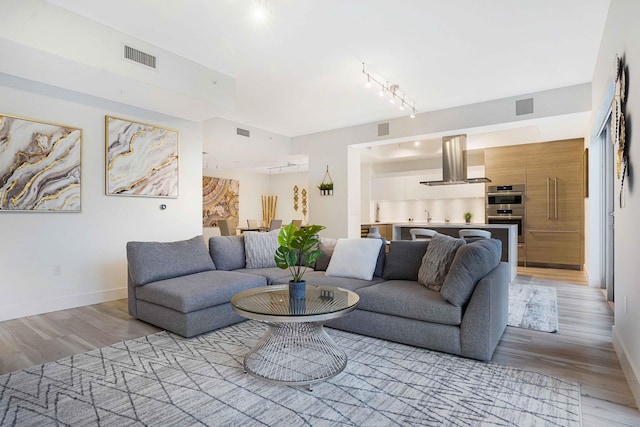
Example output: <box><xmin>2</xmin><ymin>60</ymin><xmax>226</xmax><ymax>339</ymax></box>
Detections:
<box><xmin>378</xmin><ymin>123</ymin><xmax>389</xmax><ymax>136</ymax></box>
<box><xmin>236</xmin><ymin>128</ymin><xmax>250</xmax><ymax>137</ymax></box>
<box><xmin>123</xmin><ymin>45</ymin><xmax>157</xmax><ymax>69</ymax></box>
<box><xmin>515</xmin><ymin>97</ymin><xmax>534</xmax><ymax>116</ymax></box>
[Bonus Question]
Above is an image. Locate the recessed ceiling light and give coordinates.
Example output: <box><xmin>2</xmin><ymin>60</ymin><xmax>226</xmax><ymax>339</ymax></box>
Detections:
<box><xmin>254</xmin><ymin>0</ymin><xmax>268</xmax><ymax>20</ymax></box>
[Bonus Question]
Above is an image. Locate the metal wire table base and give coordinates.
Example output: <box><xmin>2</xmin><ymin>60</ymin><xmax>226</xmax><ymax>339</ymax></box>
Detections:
<box><xmin>244</xmin><ymin>321</ymin><xmax>347</xmax><ymax>390</ymax></box>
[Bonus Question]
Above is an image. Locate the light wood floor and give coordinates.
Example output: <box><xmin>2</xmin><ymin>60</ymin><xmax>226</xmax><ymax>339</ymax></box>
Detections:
<box><xmin>0</xmin><ymin>268</ymin><xmax>638</xmax><ymax>426</ymax></box>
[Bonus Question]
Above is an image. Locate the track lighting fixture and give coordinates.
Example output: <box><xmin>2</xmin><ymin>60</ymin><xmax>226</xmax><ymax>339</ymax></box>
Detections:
<box><xmin>267</xmin><ymin>162</ymin><xmax>308</xmax><ymax>174</ymax></box>
<box><xmin>362</xmin><ymin>63</ymin><xmax>417</xmax><ymax>119</ymax></box>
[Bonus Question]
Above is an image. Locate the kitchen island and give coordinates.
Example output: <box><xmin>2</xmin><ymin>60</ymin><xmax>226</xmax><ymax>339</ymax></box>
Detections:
<box><xmin>390</xmin><ymin>222</ymin><xmax>518</xmax><ymax>281</ymax></box>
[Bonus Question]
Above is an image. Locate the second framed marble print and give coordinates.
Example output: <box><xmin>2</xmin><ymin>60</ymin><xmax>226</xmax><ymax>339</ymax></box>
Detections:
<box><xmin>105</xmin><ymin>116</ymin><xmax>179</xmax><ymax>198</ymax></box>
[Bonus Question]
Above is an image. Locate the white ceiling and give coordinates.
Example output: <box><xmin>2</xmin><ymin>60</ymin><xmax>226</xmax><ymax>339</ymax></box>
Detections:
<box><xmin>45</xmin><ymin>0</ymin><xmax>611</xmax><ymax>170</ymax></box>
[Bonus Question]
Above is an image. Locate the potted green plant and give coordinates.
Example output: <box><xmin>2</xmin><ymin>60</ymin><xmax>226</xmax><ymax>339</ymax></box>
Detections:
<box><xmin>318</xmin><ymin>182</ymin><xmax>333</xmax><ymax>196</ymax></box>
<box><xmin>463</xmin><ymin>212</ymin><xmax>473</xmax><ymax>223</ymax></box>
<box><xmin>274</xmin><ymin>223</ymin><xmax>325</xmax><ymax>298</ymax></box>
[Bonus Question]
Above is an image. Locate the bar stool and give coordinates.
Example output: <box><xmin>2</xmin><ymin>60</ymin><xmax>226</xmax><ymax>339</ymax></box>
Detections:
<box><xmin>410</xmin><ymin>228</ymin><xmax>437</xmax><ymax>240</ymax></box>
<box><xmin>459</xmin><ymin>229</ymin><xmax>492</xmax><ymax>239</ymax></box>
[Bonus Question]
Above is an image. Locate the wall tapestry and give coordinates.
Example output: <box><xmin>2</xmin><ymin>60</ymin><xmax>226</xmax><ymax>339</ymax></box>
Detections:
<box><xmin>203</xmin><ymin>176</ymin><xmax>239</xmax><ymax>227</ymax></box>
<box><xmin>612</xmin><ymin>54</ymin><xmax>629</xmax><ymax>208</ymax></box>
<box><xmin>105</xmin><ymin>116</ymin><xmax>179</xmax><ymax>198</ymax></box>
<box><xmin>0</xmin><ymin>114</ymin><xmax>82</xmax><ymax>212</ymax></box>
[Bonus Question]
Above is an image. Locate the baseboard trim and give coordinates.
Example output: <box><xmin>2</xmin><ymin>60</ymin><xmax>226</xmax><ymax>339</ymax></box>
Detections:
<box><xmin>612</xmin><ymin>325</ymin><xmax>640</xmax><ymax>408</ymax></box>
<box><xmin>0</xmin><ymin>288</ymin><xmax>127</xmax><ymax>322</ymax></box>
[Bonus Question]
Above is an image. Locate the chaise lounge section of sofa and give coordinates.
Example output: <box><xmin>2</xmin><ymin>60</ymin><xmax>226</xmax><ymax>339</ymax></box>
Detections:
<box><xmin>126</xmin><ymin>235</ymin><xmax>268</xmax><ymax>337</ymax></box>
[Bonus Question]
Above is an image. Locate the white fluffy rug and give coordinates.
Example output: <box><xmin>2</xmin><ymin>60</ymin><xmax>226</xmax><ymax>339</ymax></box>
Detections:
<box><xmin>0</xmin><ymin>320</ymin><xmax>580</xmax><ymax>426</ymax></box>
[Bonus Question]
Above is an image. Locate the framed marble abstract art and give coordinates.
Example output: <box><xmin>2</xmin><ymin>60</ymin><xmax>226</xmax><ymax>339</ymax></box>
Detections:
<box><xmin>105</xmin><ymin>116</ymin><xmax>179</xmax><ymax>198</ymax></box>
<box><xmin>0</xmin><ymin>114</ymin><xmax>82</xmax><ymax>212</ymax></box>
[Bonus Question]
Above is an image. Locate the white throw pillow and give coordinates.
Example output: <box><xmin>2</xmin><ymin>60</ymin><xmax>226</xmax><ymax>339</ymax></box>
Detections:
<box><xmin>325</xmin><ymin>238</ymin><xmax>383</xmax><ymax>280</ymax></box>
<box><xmin>244</xmin><ymin>230</ymin><xmax>279</xmax><ymax>269</ymax></box>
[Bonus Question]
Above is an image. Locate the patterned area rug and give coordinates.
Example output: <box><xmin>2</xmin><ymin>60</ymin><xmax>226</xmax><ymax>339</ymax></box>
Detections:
<box><xmin>508</xmin><ymin>284</ymin><xmax>559</xmax><ymax>333</ymax></box>
<box><xmin>0</xmin><ymin>321</ymin><xmax>580</xmax><ymax>426</ymax></box>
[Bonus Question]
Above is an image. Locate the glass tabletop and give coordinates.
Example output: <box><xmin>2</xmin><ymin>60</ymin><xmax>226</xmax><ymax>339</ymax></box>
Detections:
<box><xmin>231</xmin><ymin>284</ymin><xmax>359</xmax><ymax>318</ymax></box>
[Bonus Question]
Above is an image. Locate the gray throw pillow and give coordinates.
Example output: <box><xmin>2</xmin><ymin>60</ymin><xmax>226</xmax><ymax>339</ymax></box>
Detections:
<box><xmin>126</xmin><ymin>235</ymin><xmax>215</xmax><ymax>286</ymax></box>
<box><xmin>382</xmin><ymin>240</ymin><xmax>429</xmax><ymax>281</ymax></box>
<box><xmin>417</xmin><ymin>233</ymin><xmax>465</xmax><ymax>292</ymax></box>
<box><xmin>441</xmin><ymin>238</ymin><xmax>502</xmax><ymax>306</ymax></box>
<box><xmin>244</xmin><ymin>230</ymin><xmax>280</xmax><ymax>269</ymax></box>
<box><xmin>209</xmin><ymin>235</ymin><xmax>246</xmax><ymax>270</ymax></box>
<box><xmin>314</xmin><ymin>237</ymin><xmax>338</xmax><ymax>271</ymax></box>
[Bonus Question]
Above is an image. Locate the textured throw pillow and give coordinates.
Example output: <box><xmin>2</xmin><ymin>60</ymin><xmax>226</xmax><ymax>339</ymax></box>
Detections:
<box><xmin>382</xmin><ymin>240</ymin><xmax>429</xmax><ymax>281</ymax></box>
<box><xmin>126</xmin><ymin>235</ymin><xmax>215</xmax><ymax>286</ymax></box>
<box><xmin>209</xmin><ymin>235</ymin><xmax>246</xmax><ymax>271</ymax></box>
<box><xmin>325</xmin><ymin>238</ymin><xmax>383</xmax><ymax>281</ymax></box>
<box><xmin>441</xmin><ymin>238</ymin><xmax>502</xmax><ymax>306</ymax></box>
<box><xmin>314</xmin><ymin>237</ymin><xmax>338</xmax><ymax>271</ymax></box>
<box><xmin>244</xmin><ymin>230</ymin><xmax>280</xmax><ymax>269</ymax></box>
<box><xmin>417</xmin><ymin>233</ymin><xmax>465</xmax><ymax>291</ymax></box>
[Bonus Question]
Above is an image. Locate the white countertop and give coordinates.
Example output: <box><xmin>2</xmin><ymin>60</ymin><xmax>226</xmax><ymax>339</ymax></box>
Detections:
<box><xmin>383</xmin><ymin>222</ymin><xmax>517</xmax><ymax>229</ymax></box>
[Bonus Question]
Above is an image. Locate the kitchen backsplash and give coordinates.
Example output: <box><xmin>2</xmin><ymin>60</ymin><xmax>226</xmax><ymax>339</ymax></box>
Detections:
<box><xmin>373</xmin><ymin>198</ymin><xmax>485</xmax><ymax>224</ymax></box>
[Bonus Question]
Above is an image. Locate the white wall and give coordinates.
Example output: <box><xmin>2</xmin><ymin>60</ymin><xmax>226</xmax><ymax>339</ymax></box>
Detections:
<box><xmin>0</xmin><ymin>74</ymin><xmax>203</xmax><ymax>321</ymax></box>
<box><xmin>267</xmin><ymin>172</ymin><xmax>309</xmax><ymax>225</ymax></box>
<box><xmin>591</xmin><ymin>0</ymin><xmax>640</xmax><ymax>406</ymax></box>
<box><xmin>293</xmin><ymin>132</ymin><xmax>351</xmax><ymax>238</ymax></box>
<box><xmin>0</xmin><ymin>0</ymin><xmax>235</xmax><ymax>121</ymax></box>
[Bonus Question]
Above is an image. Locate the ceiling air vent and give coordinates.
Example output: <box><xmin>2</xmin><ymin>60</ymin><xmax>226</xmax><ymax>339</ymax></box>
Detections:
<box><xmin>236</xmin><ymin>128</ymin><xmax>250</xmax><ymax>137</ymax></box>
<box><xmin>378</xmin><ymin>122</ymin><xmax>389</xmax><ymax>136</ymax></box>
<box><xmin>515</xmin><ymin>98</ymin><xmax>534</xmax><ymax>116</ymax></box>
<box><xmin>123</xmin><ymin>45</ymin><xmax>157</xmax><ymax>69</ymax></box>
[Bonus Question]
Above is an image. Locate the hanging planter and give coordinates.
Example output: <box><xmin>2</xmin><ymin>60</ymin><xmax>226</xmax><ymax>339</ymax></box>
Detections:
<box><xmin>318</xmin><ymin>165</ymin><xmax>334</xmax><ymax>196</ymax></box>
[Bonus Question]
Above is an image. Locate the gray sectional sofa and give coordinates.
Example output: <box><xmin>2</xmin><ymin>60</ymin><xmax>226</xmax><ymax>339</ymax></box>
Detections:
<box><xmin>126</xmin><ymin>231</ymin><xmax>509</xmax><ymax>361</ymax></box>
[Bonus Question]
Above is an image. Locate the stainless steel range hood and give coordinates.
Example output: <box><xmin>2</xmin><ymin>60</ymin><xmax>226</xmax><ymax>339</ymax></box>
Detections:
<box><xmin>420</xmin><ymin>134</ymin><xmax>491</xmax><ymax>186</ymax></box>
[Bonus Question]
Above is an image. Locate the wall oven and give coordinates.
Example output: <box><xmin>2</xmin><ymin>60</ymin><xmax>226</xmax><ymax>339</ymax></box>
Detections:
<box><xmin>486</xmin><ymin>184</ymin><xmax>525</xmax><ymax>208</ymax></box>
<box><xmin>486</xmin><ymin>184</ymin><xmax>525</xmax><ymax>244</ymax></box>
<box><xmin>486</xmin><ymin>208</ymin><xmax>525</xmax><ymax>243</ymax></box>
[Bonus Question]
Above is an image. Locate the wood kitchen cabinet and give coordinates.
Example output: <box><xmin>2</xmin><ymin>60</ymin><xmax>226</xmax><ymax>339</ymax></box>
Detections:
<box><xmin>484</xmin><ymin>138</ymin><xmax>584</xmax><ymax>269</ymax></box>
<box><xmin>484</xmin><ymin>145</ymin><xmax>528</xmax><ymax>266</ymax></box>
<box><xmin>484</xmin><ymin>145</ymin><xmax>527</xmax><ymax>186</ymax></box>
<box><xmin>525</xmin><ymin>139</ymin><xmax>584</xmax><ymax>269</ymax></box>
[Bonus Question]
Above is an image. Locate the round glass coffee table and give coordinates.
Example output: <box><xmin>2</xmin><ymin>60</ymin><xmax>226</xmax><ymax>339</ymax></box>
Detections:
<box><xmin>231</xmin><ymin>284</ymin><xmax>359</xmax><ymax>390</ymax></box>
